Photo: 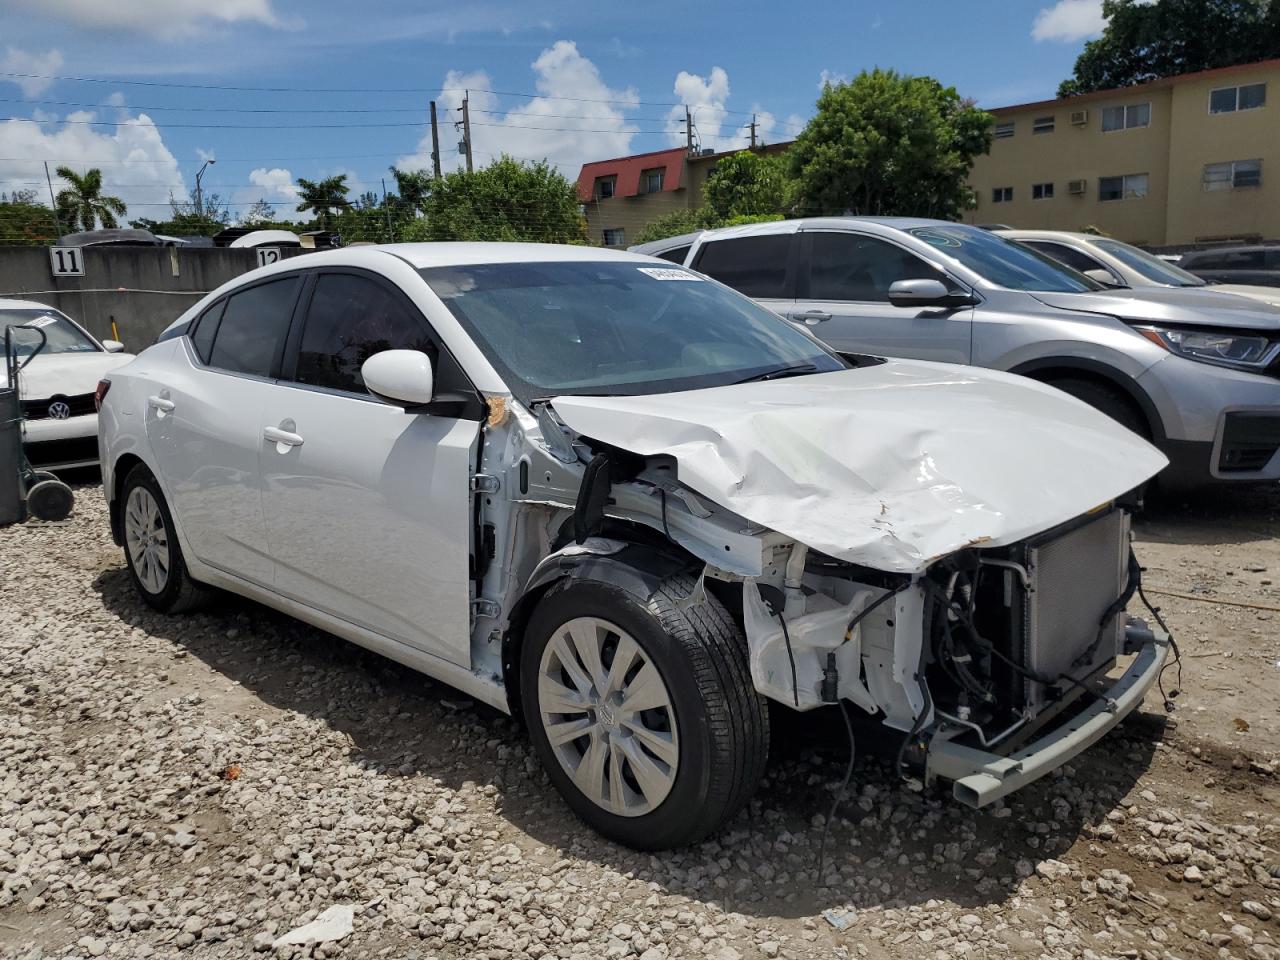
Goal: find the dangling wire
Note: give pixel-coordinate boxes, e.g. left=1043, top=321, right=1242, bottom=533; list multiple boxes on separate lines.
left=816, top=700, right=856, bottom=886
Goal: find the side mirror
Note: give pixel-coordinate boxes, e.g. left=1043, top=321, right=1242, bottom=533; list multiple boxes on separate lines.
left=102, top=339, right=125, bottom=353
left=1083, top=268, right=1125, bottom=287
left=888, top=278, right=974, bottom=308
left=361, top=349, right=435, bottom=407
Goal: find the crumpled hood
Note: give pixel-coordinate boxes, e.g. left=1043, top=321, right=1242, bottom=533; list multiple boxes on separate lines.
left=552, top=361, right=1168, bottom=574
left=1, top=351, right=133, bottom=398
left=1032, top=286, right=1280, bottom=332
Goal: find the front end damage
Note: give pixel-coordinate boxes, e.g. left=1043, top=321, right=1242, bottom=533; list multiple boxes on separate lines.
left=472, top=365, right=1172, bottom=809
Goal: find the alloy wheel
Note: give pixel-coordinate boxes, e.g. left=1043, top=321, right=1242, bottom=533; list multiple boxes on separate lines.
left=124, top=485, right=170, bottom=594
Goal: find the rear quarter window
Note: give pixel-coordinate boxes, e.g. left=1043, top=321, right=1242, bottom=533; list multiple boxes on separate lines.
left=693, top=235, right=794, bottom=298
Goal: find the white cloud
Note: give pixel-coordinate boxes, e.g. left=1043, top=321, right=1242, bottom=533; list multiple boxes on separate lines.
left=0, top=109, right=185, bottom=219
left=398, top=41, right=638, bottom=175
left=665, top=67, right=745, bottom=153
left=1032, top=0, right=1106, bottom=41
left=6, top=0, right=280, bottom=38
left=0, top=48, right=65, bottom=96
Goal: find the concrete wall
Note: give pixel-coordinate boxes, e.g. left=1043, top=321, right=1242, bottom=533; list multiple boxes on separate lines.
left=0, top=245, right=311, bottom=349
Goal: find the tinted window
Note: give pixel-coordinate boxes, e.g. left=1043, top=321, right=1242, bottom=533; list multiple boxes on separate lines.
left=1022, top=241, right=1108, bottom=275
left=808, top=233, right=941, bottom=302
left=693, top=235, right=793, bottom=298
left=907, top=225, right=1101, bottom=293
left=656, top=245, right=690, bottom=264
left=208, top=277, right=299, bottom=377
left=294, top=273, right=435, bottom=393
left=421, top=261, right=842, bottom=405
left=189, top=300, right=224, bottom=364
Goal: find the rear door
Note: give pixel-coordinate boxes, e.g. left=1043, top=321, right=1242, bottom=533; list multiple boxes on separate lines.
left=791, top=230, right=973, bottom=363
left=690, top=232, right=797, bottom=317
left=258, top=269, right=481, bottom=666
left=146, top=274, right=302, bottom=586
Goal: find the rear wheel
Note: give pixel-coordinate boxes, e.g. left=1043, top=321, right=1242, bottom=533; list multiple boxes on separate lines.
left=521, top=575, right=768, bottom=849
left=120, top=464, right=210, bottom=613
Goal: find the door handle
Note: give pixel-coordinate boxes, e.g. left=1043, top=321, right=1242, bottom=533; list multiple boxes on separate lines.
left=263, top=425, right=304, bottom=449
left=789, top=310, right=831, bottom=325
left=147, top=395, right=175, bottom=413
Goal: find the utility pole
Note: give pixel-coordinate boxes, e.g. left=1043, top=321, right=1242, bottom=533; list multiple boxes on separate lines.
left=44, top=161, right=65, bottom=238
left=457, top=92, right=474, bottom=174
left=381, top=177, right=392, bottom=242
left=429, top=100, right=442, bottom=179
left=685, top=106, right=693, bottom=156
left=748, top=113, right=757, bottom=149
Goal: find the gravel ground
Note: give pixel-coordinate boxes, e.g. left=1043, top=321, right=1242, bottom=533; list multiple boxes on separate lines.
left=1, top=484, right=1277, bottom=960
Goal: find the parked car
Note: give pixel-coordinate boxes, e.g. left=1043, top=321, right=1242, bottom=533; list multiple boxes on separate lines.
left=98, top=243, right=1169, bottom=848
left=997, top=230, right=1280, bottom=308
left=632, top=219, right=1280, bottom=486
left=1, top=299, right=132, bottom=470
left=1179, top=244, right=1280, bottom=288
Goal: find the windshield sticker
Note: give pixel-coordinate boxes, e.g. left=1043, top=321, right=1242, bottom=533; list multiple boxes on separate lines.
left=27, top=315, right=59, bottom=328
left=914, top=230, right=963, bottom=249
left=637, top=267, right=703, bottom=281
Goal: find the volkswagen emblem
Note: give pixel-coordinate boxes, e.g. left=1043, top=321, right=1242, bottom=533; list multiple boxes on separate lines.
left=47, top=400, right=72, bottom=420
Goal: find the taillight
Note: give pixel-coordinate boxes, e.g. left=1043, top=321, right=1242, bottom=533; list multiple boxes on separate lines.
left=94, top=379, right=111, bottom=412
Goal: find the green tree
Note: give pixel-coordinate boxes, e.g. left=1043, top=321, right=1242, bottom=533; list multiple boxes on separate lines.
left=0, top=189, right=59, bottom=245
left=129, top=190, right=231, bottom=237
left=1059, top=0, right=1280, bottom=97
left=294, top=174, right=350, bottom=229
left=402, top=156, right=586, bottom=244
left=54, top=166, right=127, bottom=231
left=702, top=151, right=794, bottom=222
left=788, top=69, right=994, bottom=220
left=632, top=209, right=711, bottom=245
left=242, top=199, right=277, bottom=225
left=389, top=166, right=432, bottom=217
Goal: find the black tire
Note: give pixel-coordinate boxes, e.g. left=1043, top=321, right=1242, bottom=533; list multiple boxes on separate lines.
left=521, top=574, right=769, bottom=849
left=1047, top=377, right=1150, bottom=439
left=119, top=463, right=211, bottom=613
left=25, top=479, right=73, bottom=521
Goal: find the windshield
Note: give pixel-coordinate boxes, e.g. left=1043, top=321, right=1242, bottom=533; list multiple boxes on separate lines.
left=421, top=261, right=844, bottom=403
left=1, top=309, right=99, bottom=356
left=908, top=224, right=1104, bottom=293
left=1092, top=238, right=1206, bottom=287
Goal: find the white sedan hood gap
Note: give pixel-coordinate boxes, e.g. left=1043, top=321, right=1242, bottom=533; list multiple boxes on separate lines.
left=552, top=362, right=1167, bottom=573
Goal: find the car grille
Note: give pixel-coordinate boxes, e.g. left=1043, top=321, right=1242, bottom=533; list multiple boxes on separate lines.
left=22, top=392, right=96, bottom=421
left=1021, top=509, right=1129, bottom=712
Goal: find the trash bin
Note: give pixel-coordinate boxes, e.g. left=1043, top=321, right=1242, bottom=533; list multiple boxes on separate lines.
left=0, top=384, right=25, bottom=526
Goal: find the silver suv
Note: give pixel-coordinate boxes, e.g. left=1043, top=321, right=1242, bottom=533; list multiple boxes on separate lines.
left=633, top=219, right=1280, bottom=485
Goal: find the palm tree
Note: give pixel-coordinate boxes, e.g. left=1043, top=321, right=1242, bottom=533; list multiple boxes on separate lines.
left=54, top=167, right=127, bottom=232
left=390, top=166, right=432, bottom=216
left=295, top=174, right=349, bottom=229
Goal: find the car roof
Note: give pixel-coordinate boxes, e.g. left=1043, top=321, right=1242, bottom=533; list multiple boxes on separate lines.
left=629, top=231, right=705, bottom=255
left=683, top=216, right=960, bottom=243
left=1182, top=244, right=1275, bottom=257
left=0, top=298, right=65, bottom=313
left=996, top=229, right=1104, bottom=243
left=366, top=241, right=660, bottom=269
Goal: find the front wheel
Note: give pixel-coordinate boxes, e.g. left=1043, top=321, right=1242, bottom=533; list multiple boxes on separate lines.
left=521, top=575, right=769, bottom=849
left=120, top=464, right=210, bottom=613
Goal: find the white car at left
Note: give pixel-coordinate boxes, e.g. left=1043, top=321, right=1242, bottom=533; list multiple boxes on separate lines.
left=1, top=298, right=133, bottom=470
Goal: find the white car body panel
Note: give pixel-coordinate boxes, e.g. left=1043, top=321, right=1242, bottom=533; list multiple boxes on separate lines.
left=552, top=362, right=1166, bottom=574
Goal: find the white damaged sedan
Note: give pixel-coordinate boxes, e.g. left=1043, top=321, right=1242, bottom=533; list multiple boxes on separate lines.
left=98, top=244, right=1172, bottom=848
left=2, top=298, right=132, bottom=470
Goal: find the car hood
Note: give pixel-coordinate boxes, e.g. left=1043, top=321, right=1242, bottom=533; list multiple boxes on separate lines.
left=551, top=361, right=1167, bottom=574
left=1212, top=283, right=1280, bottom=309
left=1, top=351, right=134, bottom=398
left=1031, top=286, right=1280, bottom=332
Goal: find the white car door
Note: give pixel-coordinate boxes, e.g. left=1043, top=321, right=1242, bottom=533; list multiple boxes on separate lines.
left=791, top=231, right=973, bottom=364
left=146, top=275, right=303, bottom=586
left=258, top=270, right=480, bottom=666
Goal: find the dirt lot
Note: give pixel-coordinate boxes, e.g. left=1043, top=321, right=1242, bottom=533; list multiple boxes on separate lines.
left=1, top=485, right=1277, bottom=960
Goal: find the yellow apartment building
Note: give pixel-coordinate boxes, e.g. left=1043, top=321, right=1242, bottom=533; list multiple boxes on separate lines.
left=964, top=59, right=1280, bottom=246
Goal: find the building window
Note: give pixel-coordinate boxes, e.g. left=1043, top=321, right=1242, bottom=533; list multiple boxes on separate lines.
left=594, top=176, right=616, bottom=200
left=1204, top=159, right=1263, bottom=190
left=1032, top=182, right=1054, bottom=200
left=602, top=228, right=625, bottom=246
left=1032, top=116, right=1055, bottom=134
left=1209, top=82, right=1266, bottom=114
left=641, top=168, right=665, bottom=193
left=992, top=186, right=1013, bottom=203
left=1101, top=102, right=1151, bottom=131
left=994, top=122, right=1015, bottom=139
left=1099, top=173, right=1149, bottom=201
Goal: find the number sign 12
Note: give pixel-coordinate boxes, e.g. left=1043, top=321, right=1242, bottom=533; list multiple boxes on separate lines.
left=49, top=247, right=85, bottom=277
left=256, top=247, right=281, bottom=267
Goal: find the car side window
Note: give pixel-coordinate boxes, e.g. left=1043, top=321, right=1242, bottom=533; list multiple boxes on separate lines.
left=655, top=245, right=691, bottom=264
left=692, top=235, right=794, bottom=298
left=189, top=300, right=225, bottom=364
left=293, top=272, right=436, bottom=394
left=807, top=232, right=941, bottom=302
left=207, top=276, right=300, bottom=378
left=1023, top=241, right=1112, bottom=277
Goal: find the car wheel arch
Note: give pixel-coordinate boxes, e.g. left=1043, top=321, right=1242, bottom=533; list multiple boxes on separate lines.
left=107, top=452, right=148, bottom=546
left=1010, top=357, right=1166, bottom=444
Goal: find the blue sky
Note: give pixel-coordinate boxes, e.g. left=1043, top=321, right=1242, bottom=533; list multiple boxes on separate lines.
left=0, top=0, right=1109, bottom=223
